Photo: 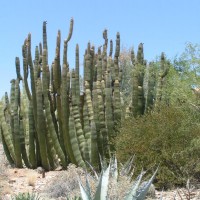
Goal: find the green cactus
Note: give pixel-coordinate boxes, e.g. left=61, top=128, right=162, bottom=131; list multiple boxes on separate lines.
left=36, top=78, right=50, bottom=170
left=0, top=18, right=170, bottom=172
left=154, top=52, right=170, bottom=107
left=42, top=49, right=67, bottom=168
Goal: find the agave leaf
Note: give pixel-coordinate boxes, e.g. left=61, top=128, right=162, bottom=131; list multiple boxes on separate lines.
left=85, top=160, right=99, bottom=180
left=120, top=155, right=135, bottom=176
left=159, top=189, right=164, bottom=200
left=124, top=170, right=145, bottom=200
left=85, top=173, right=92, bottom=198
left=136, top=167, right=159, bottom=200
left=94, top=164, right=110, bottom=200
left=78, top=179, right=91, bottom=200
left=99, top=153, right=107, bottom=172
left=110, top=155, right=118, bottom=181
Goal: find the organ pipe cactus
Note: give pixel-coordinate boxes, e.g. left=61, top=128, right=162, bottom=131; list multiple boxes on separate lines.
left=154, top=52, right=170, bottom=107
left=0, top=18, right=169, bottom=170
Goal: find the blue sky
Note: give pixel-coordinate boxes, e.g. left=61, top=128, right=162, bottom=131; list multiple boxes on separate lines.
left=0, top=0, right=200, bottom=97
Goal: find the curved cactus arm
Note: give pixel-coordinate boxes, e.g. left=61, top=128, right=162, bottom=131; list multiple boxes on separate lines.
left=66, top=18, right=74, bottom=43
left=0, top=127, right=15, bottom=165
left=0, top=102, right=15, bottom=162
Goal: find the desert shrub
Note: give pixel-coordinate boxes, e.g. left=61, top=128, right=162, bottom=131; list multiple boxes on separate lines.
left=43, top=164, right=96, bottom=198
left=115, top=102, right=200, bottom=189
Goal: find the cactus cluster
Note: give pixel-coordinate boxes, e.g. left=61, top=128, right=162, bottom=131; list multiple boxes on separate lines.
left=0, top=19, right=169, bottom=170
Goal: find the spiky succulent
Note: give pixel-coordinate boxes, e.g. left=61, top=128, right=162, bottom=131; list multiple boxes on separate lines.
left=78, top=157, right=158, bottom=200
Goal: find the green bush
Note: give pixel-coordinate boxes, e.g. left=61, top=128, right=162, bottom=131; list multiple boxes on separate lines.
left=115, top=103, right=200, bottom=189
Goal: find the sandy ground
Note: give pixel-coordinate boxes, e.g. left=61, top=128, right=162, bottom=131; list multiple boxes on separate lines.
left=1, top=143, right=200, bottom=199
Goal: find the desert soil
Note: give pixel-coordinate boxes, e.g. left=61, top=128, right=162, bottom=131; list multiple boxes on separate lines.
left=1, top=143, right=200, bottom=200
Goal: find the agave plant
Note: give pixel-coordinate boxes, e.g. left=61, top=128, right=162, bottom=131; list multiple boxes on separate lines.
left=78, top=156, right=158, bottom=200
left=11, top=192, right=42, bottom=200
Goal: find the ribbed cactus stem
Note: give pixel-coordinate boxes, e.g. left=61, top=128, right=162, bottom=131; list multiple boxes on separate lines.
left=36, top=78, right=50, bottom=170
left=63, top=39, right=68, bottom=66
left=69, top=111, right=86, bottom=168
left=131, top=48, right=135, bottom=65
left=85, top=81, right=99, bottom=167
left=145, top=62, right=156, bottom=111
left=13, top=79, right=23, bottom=168
left=84, top=42, right=92, bottom=83
left=53, top=49, right=61, bottom=93
left=27, top=33, right=37, bottom=124
left=28, top=100, right=37, bottom=168
left=61, top=64, right=76, bottom=163
left=137, top=43, right=144, bottom=65
left=71, top=70, right=86, bottom=158
left=132, top=61, right=139, bottom=117
left=22, top=40, right=31, bottom=101
left=42, top=49, right=67, bottom=168
left=34, top=46, right=40, bottom=80
left=109, top=40, right=113, bottom=57
left=43, top=21, right=48, bottom=51
left=15, top=57, right=22, bottom=81
left=92, top=81, right=103, bottom=157
left=114, top=32, right=120, bottom=58
left=97, top=49, right=102, bottom=81
left=75, top=44, right=80, bottom=100
left=104, top=71, right=114, bottom=153
left=155, top=53, right=170, bottom=106
left=83, top=98, right=91, bottom=162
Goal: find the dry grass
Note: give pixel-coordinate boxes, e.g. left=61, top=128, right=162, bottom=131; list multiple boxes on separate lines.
left=27, top=172, right=37, bottom=187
